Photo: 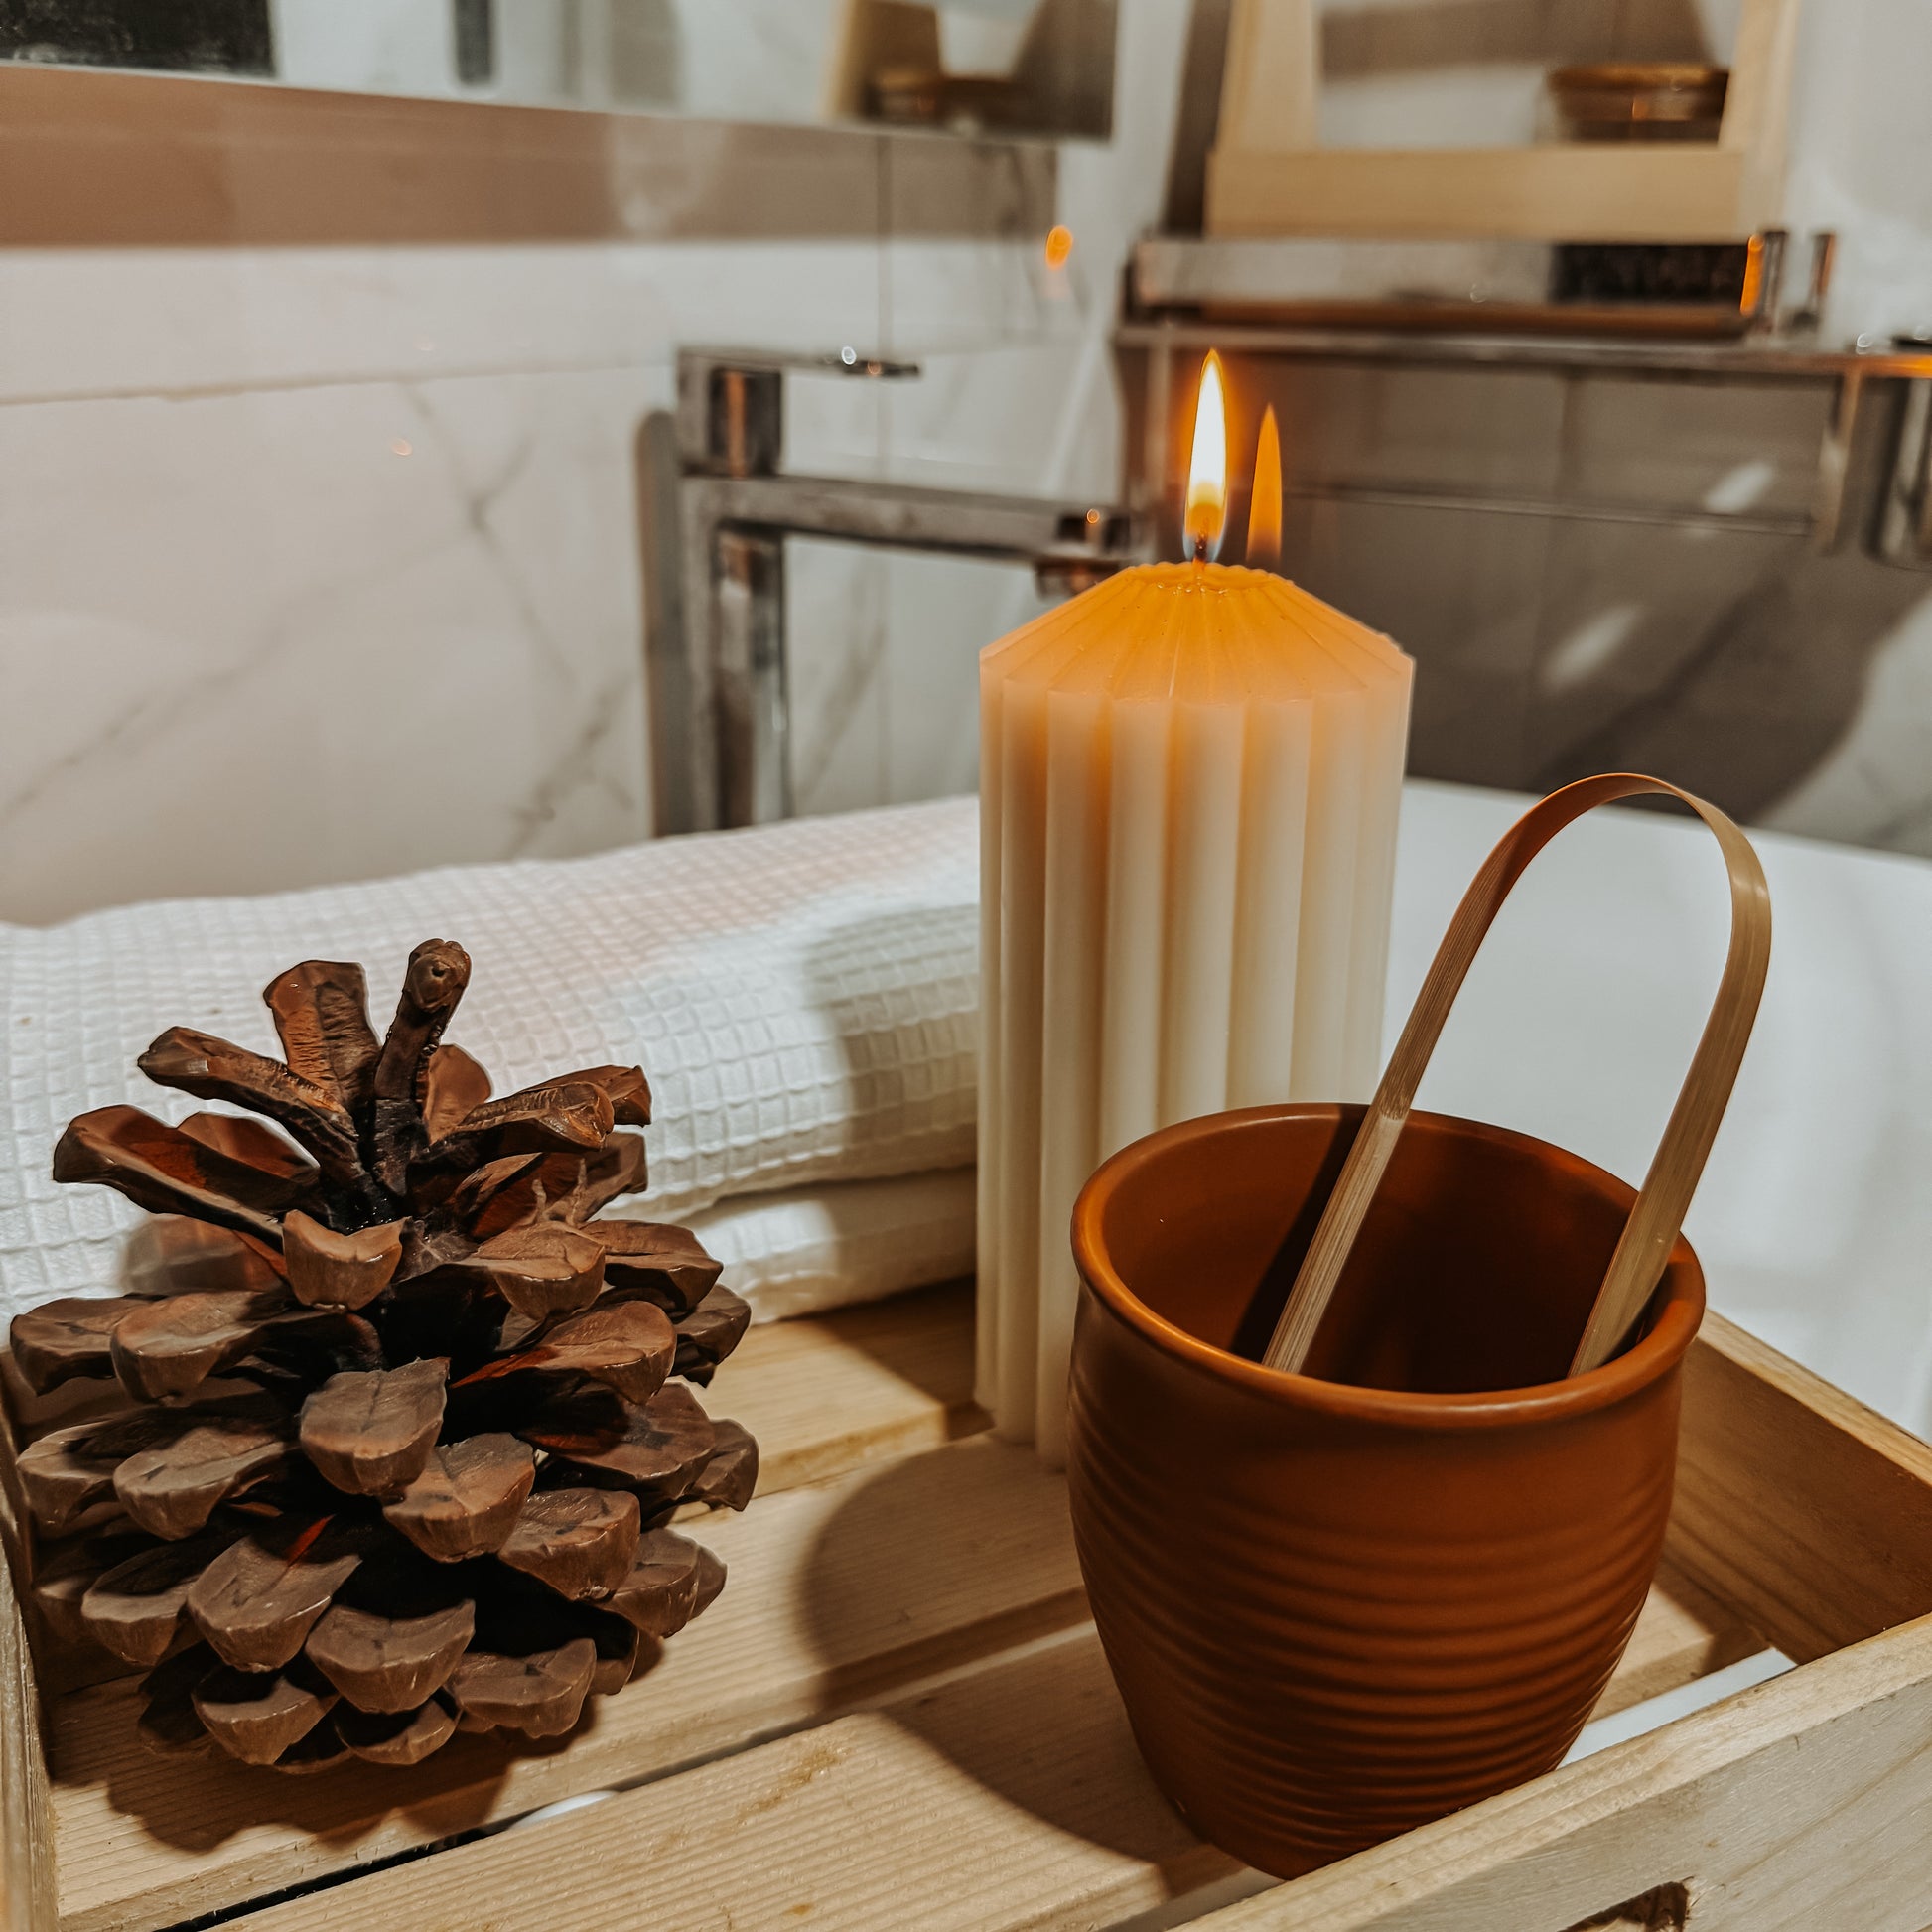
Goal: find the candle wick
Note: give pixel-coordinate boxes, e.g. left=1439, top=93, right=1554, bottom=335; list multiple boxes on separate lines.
left=1191, top=533, right=1208, bottom=575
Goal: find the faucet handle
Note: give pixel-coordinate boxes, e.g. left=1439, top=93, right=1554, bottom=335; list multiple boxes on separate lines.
left=676, top=346, right=921, bottom=475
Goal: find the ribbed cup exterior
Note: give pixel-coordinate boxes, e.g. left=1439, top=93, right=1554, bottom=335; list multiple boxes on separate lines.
left=1066, top=1106, right=1703, bottom=1879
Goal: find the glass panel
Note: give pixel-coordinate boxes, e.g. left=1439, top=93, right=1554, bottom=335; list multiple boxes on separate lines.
left=1, top=0, right=1117, bottom=142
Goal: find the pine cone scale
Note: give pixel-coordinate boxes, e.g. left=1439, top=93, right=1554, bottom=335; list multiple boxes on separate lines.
left=82, top=1524, right=242, bottom=1667
left=337, top=1696, right=457, bottom=1765
left=497, top=1489, right=640, bottom=1600
left=306, top=1596, right=475, bottom=1713
left=193, top=1658, right=338, bottom=1766
left=137, top=1029, right=365, bottom=1195
left=448, top=1637, right=595, bottom=1737
left=382, top=1435, right=536, bottom=1563
left=262, top=961, right=381, bottom=1110
left=113, top=1405, right=295, bottom=1537
left=10, top=1297, right=129, bottom=1391
left=187, top=1519, right=366, bottom=1672
left=282, top=1210, right=405, bottom=1310
left=298, top=1360, right=448, bottom=1497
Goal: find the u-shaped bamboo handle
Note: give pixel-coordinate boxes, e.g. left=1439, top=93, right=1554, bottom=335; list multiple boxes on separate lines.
left=1263, top=774, right=1772, bottom=1379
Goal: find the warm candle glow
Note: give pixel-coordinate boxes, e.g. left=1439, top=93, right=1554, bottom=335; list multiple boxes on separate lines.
left=1183, top=351, right=1229, bottom=559
left=1248, top=405, right=1282, bottom=568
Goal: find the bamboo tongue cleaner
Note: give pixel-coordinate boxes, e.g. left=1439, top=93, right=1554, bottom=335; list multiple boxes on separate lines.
left=1263, top=773, right=1773, bottom=1380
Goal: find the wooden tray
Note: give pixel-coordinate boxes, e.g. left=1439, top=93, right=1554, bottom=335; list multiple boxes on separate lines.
left=6, top=1281, right=1932, bottom=1932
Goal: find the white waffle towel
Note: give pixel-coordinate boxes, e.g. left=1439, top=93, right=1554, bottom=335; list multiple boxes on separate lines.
left=0, top=800, right=979, bottom=1320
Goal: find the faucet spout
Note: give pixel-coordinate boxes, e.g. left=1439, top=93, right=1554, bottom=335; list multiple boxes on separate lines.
left=642, top=348, right=1143, bottom=834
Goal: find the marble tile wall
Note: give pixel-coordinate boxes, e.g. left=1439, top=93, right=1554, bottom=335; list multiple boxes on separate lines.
left=0, top=239, right=890, bottom=923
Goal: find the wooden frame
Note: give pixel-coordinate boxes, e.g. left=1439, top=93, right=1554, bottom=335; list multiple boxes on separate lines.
left=6, top=1284, right=1932, bottom=1930
left=1206, top=0, right=1804, bottom=242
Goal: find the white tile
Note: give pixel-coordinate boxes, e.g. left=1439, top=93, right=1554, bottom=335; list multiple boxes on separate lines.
left=0, top=367, right=655, bottom=924
left=877, top=341, right=1113, bottom=496
left=884, top=236, right=1080, bottom=354
left=882, top=551, right=1052, bottom=804
left=1763, top=588, right=1932, bottom=852
left=787, top=539, right=890, bottom=817
left=1783, top=0, right=1932, bottom=342
left=0, top=238, right=885, bottom=405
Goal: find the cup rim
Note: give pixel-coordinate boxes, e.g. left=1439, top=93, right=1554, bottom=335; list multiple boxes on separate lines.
left=1070, top=1102, right=1706, bottom=1431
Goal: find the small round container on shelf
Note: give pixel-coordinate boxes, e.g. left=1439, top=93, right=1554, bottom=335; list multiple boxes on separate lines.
left=1549, top=62, right=1729, bottom=141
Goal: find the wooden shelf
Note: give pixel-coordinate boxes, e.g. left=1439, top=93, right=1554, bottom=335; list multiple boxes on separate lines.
left=1207, top=145, right=1762, bottom=245
left=1207, top=0, right=1803, bottom=244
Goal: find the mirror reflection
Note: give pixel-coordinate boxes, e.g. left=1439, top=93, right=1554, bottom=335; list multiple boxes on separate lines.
left=0, top=0, right=1117, bottom=140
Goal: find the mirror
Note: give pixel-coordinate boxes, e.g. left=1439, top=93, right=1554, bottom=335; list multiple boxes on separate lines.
left=0, top=0, right=1117, bottom=141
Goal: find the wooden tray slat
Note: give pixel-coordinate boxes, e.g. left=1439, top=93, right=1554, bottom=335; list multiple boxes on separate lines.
left=1671, top=1315, right=1932, bottom=1664
left=47, top=1432, right=1084, bottom=1932
left=217, top=1569, right=1765, bottom=1932
left=229, top=1634, right=1230, bottom=1932
left=1, top=1512, right=55, bottom=1932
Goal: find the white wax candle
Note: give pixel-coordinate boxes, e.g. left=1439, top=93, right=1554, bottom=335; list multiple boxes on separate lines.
left=1288, top=690, right=1366, bottom=1102
left=993, top=681, right=1048, bottom=1441
left=1035, top=687, right=1108, bottom=1466
left=980, top=563, right=1412, bottom=1457
left=1160, top=698, right=1246, bottom=1126
left=975, top=659, right=1005, bottom=1414
left=1227, top=697, right=1312, bottom=1108
left=1098, top=699, right=1172, bottom=1161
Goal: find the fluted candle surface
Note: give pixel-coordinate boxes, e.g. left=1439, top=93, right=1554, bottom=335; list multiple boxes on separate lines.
left=978, top=560, right=1413, bottom=1458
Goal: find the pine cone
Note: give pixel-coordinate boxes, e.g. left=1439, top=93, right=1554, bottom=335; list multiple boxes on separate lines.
left=9, top=942, right=756, bottom=1771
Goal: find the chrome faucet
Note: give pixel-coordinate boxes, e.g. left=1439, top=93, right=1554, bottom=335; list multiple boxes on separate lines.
left=639, top=347, right=1142, bottom=834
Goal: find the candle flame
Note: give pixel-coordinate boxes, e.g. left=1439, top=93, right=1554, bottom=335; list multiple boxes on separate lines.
left=1183, top=351, right=1228, bottom=560
left=1248, top=405, right=1282, bottom=568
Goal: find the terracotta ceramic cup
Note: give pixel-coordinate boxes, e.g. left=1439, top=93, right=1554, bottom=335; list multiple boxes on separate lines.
left=1065, top=1101, right=1707, bottom=1880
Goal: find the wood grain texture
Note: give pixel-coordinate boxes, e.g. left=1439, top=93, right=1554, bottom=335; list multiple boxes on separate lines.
left=1, top=1282, right=975, bottom=1684
left=227, top=1632, right=1231, bottom=1932
left=1668, top=1311, right=1932, bottom=1663
left=1206, top=145, right=1756, bottom=242
left=13, top=1289, right=1900, bottom=1932
left=44, top=1435, right=1086, bottom=1932
left=217, top=1582, right=1768, bottom=1932
left=43, top=1418, right=1749, bottom=1931
left=0, top=1529, right=56, bottom=1932
left=1217, top=0, right=1317, bottom=153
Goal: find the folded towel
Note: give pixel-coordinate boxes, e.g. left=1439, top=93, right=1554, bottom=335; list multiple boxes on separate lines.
left=684, top=1169, right=976, bottom=1323
left=0, top=799, right=979, bottom=1319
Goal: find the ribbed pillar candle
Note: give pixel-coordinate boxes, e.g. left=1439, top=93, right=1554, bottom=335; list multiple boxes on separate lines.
left=977, top=562, right=1413, bottom=1459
